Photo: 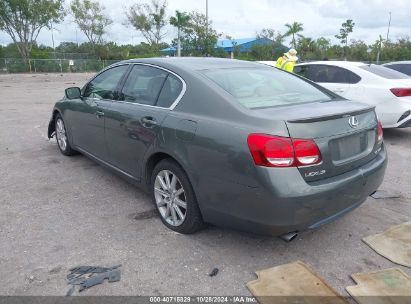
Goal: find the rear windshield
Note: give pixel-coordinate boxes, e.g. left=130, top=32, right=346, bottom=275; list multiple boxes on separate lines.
left=360, top=64, right=410, bottom=79
left=203, top=68, right=332, bottom=109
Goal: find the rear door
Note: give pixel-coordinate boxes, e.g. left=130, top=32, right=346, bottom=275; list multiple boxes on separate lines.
left=104, top=64, right=185, bottom=178
left=303, top=64, right=361, bottom=96
left=70, top=64, right=129, bottom=160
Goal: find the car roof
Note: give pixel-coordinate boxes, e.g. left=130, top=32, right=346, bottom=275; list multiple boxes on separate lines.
left=297, top=61, right=366, bottom=67
left=119, top=57, right=263, bottom=71
left=383, top=61, right=411, bottom=65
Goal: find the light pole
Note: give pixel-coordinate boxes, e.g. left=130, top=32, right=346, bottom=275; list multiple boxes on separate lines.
left=386, top=12, right=392, bottom=42
left=206, top=0, right=209, bottom=32
left=50, top=22, right=55, bottom=59
left=205, top=0, right=209, bottom=56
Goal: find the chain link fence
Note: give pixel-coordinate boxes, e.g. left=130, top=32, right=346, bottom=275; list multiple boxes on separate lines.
left=0, top=58, right=122, bottom=73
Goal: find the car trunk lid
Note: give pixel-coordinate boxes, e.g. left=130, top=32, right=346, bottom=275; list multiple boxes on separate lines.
left=254, top=100, right=381, bottom=182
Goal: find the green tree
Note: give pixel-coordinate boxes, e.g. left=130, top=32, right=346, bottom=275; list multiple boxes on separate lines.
left=71, top=0, right=112, bottom=56
left=125, top=0, right=167, bottom=49
left=254, top=28, right=287, bottom=60
left=348, top=39, right=369, bottom=61
left=179, top=12, right=220, bottom=56
left=335, top=19, right=355, bottom=59
left=283, top=22, right=304, bottom=49
left=0, top=0, right=65, bottom=64
left=170, top=10, right=190, bottom=57
left=297, top=37, right=316, bottom=60
left=257, top=28, right=284, bottom=45
left=315, top=37, right=331, bottom=59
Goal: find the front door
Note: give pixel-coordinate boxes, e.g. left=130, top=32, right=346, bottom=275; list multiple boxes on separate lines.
left=70, top=64, right=129, bottom=160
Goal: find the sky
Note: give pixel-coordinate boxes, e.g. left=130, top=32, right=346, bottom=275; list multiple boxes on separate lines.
left=1, top=0, right=410, bottom=47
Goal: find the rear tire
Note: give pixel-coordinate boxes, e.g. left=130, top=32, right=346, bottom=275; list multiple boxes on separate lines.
left=55, top=114, right=75, bottom=156
left=151, top=159, right=204, bottom=234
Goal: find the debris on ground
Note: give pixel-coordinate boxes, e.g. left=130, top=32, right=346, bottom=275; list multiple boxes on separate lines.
left=363, top=221, right=411, bottom=267
left=370, top=190, right=401, bottom=199
left=209, top=268, right=219, bottom=277
left=346, top=268, right=411, bottom=302
left=247, top=261, right=347, bottom=304
left=66, top=265, right=121, bottom=295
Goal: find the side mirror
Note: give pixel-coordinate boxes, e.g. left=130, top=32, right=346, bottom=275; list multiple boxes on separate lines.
left=65, top=87, right=81, bottom=99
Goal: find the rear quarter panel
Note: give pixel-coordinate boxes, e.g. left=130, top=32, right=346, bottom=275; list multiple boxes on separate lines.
left=157, top=110, right=288, bottom=216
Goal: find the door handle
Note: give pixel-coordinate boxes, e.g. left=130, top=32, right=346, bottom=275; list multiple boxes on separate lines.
left=96, top=110, right=105, bottom=118
left=333, top=88, right=345, bottom=93
left=141, top=117, right=158, bottom=127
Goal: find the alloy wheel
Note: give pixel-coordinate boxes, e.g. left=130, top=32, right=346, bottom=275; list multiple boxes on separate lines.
left=154, top=170, right=187, bottom=226
left=56, top=118, right=67, bottom=151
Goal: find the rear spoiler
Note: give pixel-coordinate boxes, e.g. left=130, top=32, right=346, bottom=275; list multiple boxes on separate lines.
left=287, top=106, right=375, bottom=123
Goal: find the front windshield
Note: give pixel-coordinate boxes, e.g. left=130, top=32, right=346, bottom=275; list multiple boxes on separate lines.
left=203, top=68, right=332, bottom=109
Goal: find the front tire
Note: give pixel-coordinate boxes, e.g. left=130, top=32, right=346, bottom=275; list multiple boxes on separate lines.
left=55, top=114, right=75, bottom=156
left=151, top=159, right=204, bottom=234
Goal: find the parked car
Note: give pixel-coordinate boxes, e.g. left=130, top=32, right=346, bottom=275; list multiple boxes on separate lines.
left=48, top=58, right=387, bottom=239
left=291, top=61, right=411, bottom=128
left=383, top=61, right=411, bottom=77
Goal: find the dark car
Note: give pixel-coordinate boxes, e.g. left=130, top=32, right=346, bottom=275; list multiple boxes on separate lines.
left=383, top=61, right=411, bottom=77
left=48, top=58, right=387, bottom=239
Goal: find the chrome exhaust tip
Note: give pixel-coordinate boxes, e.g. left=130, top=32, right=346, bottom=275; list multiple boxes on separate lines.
left=279, top=231, right=298, bottom=242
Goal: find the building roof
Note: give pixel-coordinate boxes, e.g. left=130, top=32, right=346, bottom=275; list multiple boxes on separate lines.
left=161, top=37, right=273, bottom=53
left=215, top=38, right=259, bottom=48
left=161, top=46, right=177, bottom=52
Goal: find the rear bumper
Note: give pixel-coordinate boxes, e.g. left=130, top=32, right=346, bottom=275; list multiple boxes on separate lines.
left=200, top=145, right=387, bottom=236
left=379, top=101, right=411, bottom=128
left=384, top=113, right=411, bottom=128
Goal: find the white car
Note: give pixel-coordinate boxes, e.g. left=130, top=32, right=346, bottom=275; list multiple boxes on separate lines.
left=295, top=61, right=411, bottom=128
left=259, top=61, right=411, bottom=128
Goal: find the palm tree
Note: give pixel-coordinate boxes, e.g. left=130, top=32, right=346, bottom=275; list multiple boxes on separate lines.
left=169, top=10, right=190, bottom=57
left=284, top=22, right=304, bottom=49
left=375, top=35, right=385, bottom=64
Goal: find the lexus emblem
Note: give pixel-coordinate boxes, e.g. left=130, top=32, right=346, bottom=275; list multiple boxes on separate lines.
left=348, top=116, right=359, bottom=128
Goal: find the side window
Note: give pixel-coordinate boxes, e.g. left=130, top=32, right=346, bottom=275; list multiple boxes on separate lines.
left=346, top=70, right=361, bottom=84
left=121, top=65, right=168, bottom=105
left=309, top=65, right=360, bottom=84
left=83, top=65, right=129, bottom=99
left=294, top=65, right=310, bottom=78
left=307, top=65, right=329, bottom=82
left=157, top=74, right=184, bottom=108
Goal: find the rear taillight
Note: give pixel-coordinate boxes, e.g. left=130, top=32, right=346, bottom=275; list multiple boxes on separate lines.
left=377, top=121, right=383, bottom=142
left=293, top=139, right=321, bottom=166
left=247, top=134, right=322, bottom=168
left=390, top=88, right=411, bottom=97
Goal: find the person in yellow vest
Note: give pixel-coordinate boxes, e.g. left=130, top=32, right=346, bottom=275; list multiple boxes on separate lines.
left=275, top=49, right=298, bottom=72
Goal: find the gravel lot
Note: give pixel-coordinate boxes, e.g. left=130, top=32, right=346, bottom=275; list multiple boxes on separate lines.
left=0, top=73, right=410, bottom=296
